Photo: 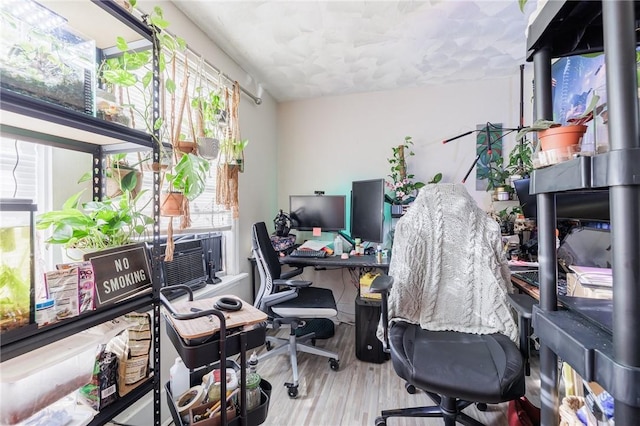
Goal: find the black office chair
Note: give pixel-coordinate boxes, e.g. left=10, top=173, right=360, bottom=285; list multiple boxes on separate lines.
left=371, top=184, right=527, bottom=426
left=251, top=222, right=340, bottom=398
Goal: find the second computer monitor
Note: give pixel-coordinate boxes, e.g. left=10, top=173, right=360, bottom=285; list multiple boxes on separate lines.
left=289, top=195, right=346, bottom=231
left=351, top=178, right=385, bottom=244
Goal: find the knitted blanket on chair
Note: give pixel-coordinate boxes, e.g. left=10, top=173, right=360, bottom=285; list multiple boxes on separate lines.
left=377, top=183, right=518, bottom=343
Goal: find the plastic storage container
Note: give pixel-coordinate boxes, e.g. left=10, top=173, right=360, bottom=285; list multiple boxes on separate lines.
left=0, top=4, right=95, bottom=114
left=170, top=357, right=190, bottom=402
left=0, top=331, right=102, bottom=424
left=0, top=199, right=37, bottom=341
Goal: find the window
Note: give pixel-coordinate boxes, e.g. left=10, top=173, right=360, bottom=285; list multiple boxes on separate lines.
left=1, top=137, right=51, bottom=295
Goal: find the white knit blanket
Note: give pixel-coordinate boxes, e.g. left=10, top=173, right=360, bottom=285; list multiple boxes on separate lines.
left=377, top=183, right=518, bottom=343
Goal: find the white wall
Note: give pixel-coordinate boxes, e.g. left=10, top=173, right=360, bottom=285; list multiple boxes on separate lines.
left=275, top=67, right=535, bottom=321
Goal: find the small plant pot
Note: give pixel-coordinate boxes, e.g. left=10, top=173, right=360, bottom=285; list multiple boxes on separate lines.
left=538, top=125, right=587, bottom=151
left=197, top=137, right=220, bottom=160
left=175, top=141, right=197, bottom=155
left=161, top=192, right=185, bottom=217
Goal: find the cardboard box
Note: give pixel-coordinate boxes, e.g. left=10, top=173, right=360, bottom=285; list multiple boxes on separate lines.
left=360, top=272, right=381, bottom=300
left=567, top=273, right=612, bottom=300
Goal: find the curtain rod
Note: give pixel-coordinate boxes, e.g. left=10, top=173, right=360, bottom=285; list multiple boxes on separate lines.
left=202, top=56, right=263, bottom=105
left=139, top=9, right=263, bottom=106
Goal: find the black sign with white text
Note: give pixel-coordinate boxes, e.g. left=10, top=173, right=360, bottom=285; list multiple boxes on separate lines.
left=84, top=243, right=152, bottom=307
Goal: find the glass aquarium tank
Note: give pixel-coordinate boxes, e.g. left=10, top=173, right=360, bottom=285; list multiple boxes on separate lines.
left=0, top=199, right=37, bottom=341
left=0, top=0, right=95, bottom=114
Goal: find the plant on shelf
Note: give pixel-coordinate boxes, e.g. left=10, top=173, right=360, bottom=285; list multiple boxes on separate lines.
left=515, top=94, right=600, bottom=150
left=485, top=157, right=513, bottom=192
left=506, top=138, right=534, bottom=179
left=384, top=136, right=426, bottom=206
left=35, top=189, right=153, bottom=255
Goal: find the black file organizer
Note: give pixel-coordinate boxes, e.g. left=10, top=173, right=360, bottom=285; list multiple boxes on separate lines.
left=161, top=286, right=270, bottom=426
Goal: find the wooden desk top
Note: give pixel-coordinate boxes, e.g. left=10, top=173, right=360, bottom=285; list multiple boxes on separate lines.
left=164, top=294, right=267, bottom=340
left=511, top=275, right=540, bottom=300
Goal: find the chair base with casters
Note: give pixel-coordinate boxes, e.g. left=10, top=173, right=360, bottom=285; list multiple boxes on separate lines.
left=259, top=316, right=340, bottom=398
left=371, top=276, right=527, bottom=426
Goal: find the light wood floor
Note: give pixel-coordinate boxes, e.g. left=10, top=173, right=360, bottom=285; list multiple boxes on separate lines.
left=253, top=323, right=541, bottom=426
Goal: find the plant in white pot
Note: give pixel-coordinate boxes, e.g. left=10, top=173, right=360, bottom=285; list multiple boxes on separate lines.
left=36, top=189, right=153, bottom=260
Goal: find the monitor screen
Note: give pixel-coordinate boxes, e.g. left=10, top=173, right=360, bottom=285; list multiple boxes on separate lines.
left=351, top=179, right=385, bottom=243
left=514, top=178, right=610, bottom=221
left=289, top=195, right=346, bottom=231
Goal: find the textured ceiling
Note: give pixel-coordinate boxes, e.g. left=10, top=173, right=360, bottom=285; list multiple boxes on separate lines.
left=174, top=1, right=538, bottom=102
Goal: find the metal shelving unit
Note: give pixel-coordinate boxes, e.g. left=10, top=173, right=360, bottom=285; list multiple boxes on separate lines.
left=527, top=1, right=640, bottom=425
left=0, top=1, right=163, bottom=424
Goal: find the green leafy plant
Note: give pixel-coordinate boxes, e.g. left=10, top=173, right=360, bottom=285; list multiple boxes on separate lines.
left=385, top=136, right=426, bottom=205
left=506, top=139, right=534, bottom=178
left=97, top=5, right=186, bottom=144
left=192, top=87, right=225, bottom=138
left=515, top=94, right=601, bottom=143
left=36, top=189, right=153, bottom=250
left=484, top=157, right=513, bottom=192
left=220, top=138, right=249, bottom=164
left=165, top=153, right=210, bottom=201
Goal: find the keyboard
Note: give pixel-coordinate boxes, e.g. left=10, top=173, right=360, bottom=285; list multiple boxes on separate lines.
left=512, top=270, right=539, bottom=287
left=290, top=249, right=327, bottom=258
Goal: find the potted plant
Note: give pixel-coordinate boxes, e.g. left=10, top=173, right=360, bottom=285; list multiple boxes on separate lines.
left=161, top=153, right=210, bottom=217
left=384, top=136, right=430, bottom=216
left=506, top=137, right=534, bottom=181
left=220, top=138, right=249, bottom=171
left=192, top=86, right=225, bottom=160
left=36, top=189, right=153, bottom=260
left=515, top=94, right=600, bottom=152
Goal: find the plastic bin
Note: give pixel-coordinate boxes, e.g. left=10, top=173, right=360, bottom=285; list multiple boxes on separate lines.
left=164, top=314, right=266, bottom=369
left=0, top=331, right=101, bottom=424
left=165, top=362, right=271, bottom=426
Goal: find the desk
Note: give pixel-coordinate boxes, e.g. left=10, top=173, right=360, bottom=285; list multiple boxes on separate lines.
left=510, top=275, right=539, bottom=300
left=281, top=254, right=390, bottom=363
left=280, top=254, right=390, bottom=270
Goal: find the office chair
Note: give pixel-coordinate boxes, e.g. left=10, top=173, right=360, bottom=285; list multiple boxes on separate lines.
left=371, top=184, right=527, bottom=426
left=251, top=221, right=340, bottom=398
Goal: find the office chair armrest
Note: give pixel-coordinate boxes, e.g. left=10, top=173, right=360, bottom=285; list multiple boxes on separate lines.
left=280, top=267, right=304, bottom=280
left=263, top=289, right=298, bottom=308
left=507, top=293, right=536, bottom=319
left=274, top=279, right=312, bottom=288
left=370, top=274, right=394, bottom=293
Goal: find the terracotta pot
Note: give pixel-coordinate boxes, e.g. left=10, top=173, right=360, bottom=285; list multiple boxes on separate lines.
left=538, top=125, right=587, bottom=151
left=160, top=192, right=185, bottom=217
left=175, top=141, right=196, bottom=155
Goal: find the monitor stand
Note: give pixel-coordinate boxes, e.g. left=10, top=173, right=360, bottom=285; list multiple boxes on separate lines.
left=338, top=231, right=356, bottom=248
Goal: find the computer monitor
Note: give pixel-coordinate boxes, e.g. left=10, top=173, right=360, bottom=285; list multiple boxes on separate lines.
left=351, top=179, right=385, bottom=243
left=514, top=178, right=610, bottom=221
left=289, top=195, right=346, bottom=231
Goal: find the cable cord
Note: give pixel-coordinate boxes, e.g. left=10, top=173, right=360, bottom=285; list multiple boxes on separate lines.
left=12, top=139, right=19, bottom=198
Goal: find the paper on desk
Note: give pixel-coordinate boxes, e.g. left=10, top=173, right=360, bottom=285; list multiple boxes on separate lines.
left=298, top=240, right=333, bottom=251
left=508, top=260, right=539, bottom=267
left=569, top=265, right=613, bottom=288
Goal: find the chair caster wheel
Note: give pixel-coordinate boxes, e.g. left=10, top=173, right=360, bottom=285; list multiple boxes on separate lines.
left=329, top=358, right=340, bottom=371
left=265, top=341, right=272, bottom=351
left=476, top=402, right=487, bottom=411
left=311, top=338, right=316, bottom=346
left=375, top=416, right=386, bottom=426
left=286, top=384, right=299, bottom=398
left=405, top=383, right=416, bottom=394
